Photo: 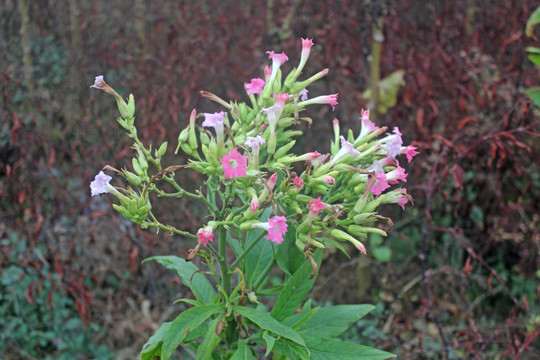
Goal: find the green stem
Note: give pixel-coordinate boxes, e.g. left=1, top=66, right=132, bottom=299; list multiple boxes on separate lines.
left=229, top=231, right=266, bottom=270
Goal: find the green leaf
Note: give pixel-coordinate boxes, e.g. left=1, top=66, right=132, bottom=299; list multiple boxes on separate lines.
left=372, top=246, right=392, bottom=263
left=162, top=304, right=225, bottom=360
left=276, top=224, right=306, bottom=275
left=139, top=321, right=171, bottom=360
left=272, top=338, right=310, bottom=360
left=230, top=339, right=256, bottom=360
left=526, top=46, right=540, bottom=54
left=528, top=54, right=540, bottom=66
left=305, top=337, right=396, bottom=360
left=262, top=331, right=276, bottom=356
left=143, top=256, right=215, bottom=304
left=526, top=6, right=540, bottom=37
left=232, top=305, right=306, bottom=348
left=525, top=87, right=540, bottom=107
left=282, top=306, right=320, bottom=331
left=298, top=304, right=374, bottom=338
left=255, top=284, right=284, bottom=297
left=195, top=317, right=223, bottom=360
left=270, top=249, right=323, bottom=322
left=244, top=229, right=275, bottom=289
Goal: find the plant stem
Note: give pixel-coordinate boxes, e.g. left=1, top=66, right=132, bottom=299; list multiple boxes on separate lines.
left=230, top=231, right=266, bottom=270
left=368, top=16, right=383, bottom=120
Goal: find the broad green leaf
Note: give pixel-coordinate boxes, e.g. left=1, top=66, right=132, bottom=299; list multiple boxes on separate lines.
left=282, top=307, right=320, bottom=331
left=528, top=54, right=540, bottom=66
left=230, top=339, right=256, bottom=360
left=525, top=87, right=540, bottom=107
left=162, top=304, right=225, bottom=360
left=195, top=317, right=222, bottom=360
left=244, top=229, right=275, bottom=289
left=255, top=284, right=284, bottom=297
left=372, top=246, right=392, bottom=263
left=139, top=321, right=171, bottom=360
left=305, top=337, right=396, bottom=360
left=526, top=6, right=540, bottom=37
left=232, top=305, right=305, bottom=348
left=262, top=331, right=276, bottom=356
left=272, top=338, right=309, bottom=360
left=143, top=256, right=215, bottom=304
left=270, top=249, right=323, bottom=322
left=298, top=304, right=374, bottom=338
left=276, top=224, right=305, bottom=275
left=245, top=208, right=275, bottom=289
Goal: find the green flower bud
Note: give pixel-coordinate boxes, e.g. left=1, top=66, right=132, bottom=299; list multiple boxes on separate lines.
left=273, top=140, right=296, bottom=160
left=124, top=170, right=141, bottom=186
left=156, top=142, right=168, bottom=158
left=348, top=225, right=386, bottom=237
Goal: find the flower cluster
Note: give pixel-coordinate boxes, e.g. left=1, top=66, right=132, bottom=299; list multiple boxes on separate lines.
left=90, top=37, right=417, bottom=256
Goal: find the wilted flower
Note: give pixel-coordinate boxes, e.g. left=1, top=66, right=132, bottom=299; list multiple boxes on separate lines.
left=197, top=226, right=214, bottom=246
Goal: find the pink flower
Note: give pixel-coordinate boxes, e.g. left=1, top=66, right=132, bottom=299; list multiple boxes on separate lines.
left=304, top=93, right=339, bottom=110
left=371, top=173, right=390, bottom=197
left=264, top=66, right=272, bottom=83
left=90, top=171, right=111, bottom=196
left=396, top=189, right=410, bottom=210
left=245, top=135, right=265, bottom=150
left=293, top=176, right=304, bottom=189
left=330, top=136, right=360, bottom=166
left=386, top=127, right=403, bottom=159
left=250, top=194, right=259, bottom=213
left=324, top=176, right=336, bottom=185
left=90, top=75, right=106, bottom=90
left=220, top=148, right=247, bottom=179
left=266, top=216, right=288, bottom=244
left=299, top=88, right=309, bottom=101
left=386, top=164, right=408, bottom=184
left=197, top=227, right=214, bottom=246
left=357, top=108, right=380, bottom=140
left=267, top=51, right=289, bottom=66
left=267, top=172, right=278, bottom=189
left=309, top=197, right=326, bottom=214
left=401, top=145, right=419, bottom=163
left=275, top=93, right=289, bottom=106
left=245, top=78, right=265, bottom=95
left=202, top=112, right=225, bottom=128
left=267, top=51, right=289, bottom=88
left=301, top=38, right=314, bottom=52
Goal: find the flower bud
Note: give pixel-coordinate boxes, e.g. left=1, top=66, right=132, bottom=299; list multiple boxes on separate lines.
left=348, top=225, right=387, bottom=237
left=156, top=142, right=168, bottom=158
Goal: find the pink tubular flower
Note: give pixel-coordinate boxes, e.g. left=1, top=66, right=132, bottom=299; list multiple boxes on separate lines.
left=330, top=136, right=360, bottom=166
left=266, top=216, right=288, bottom=244
left=357, top=108, right=380, bottom=141
left=90, top=75, right=122, bottom=100
left=324, top=176, right=336, bottom=185
left=245, top=135, right=265, bottom=150
left=371, top=173, right=390, bottom=197
left=245, top=78, right=265, bottom=95
left=202, top=111, right=225, bottom=128
left=267, top=51, right=289, bottom=88
left=90, top=75, right=106, bottom=90
left=264, top=66, right=272, bottom=83
left=295, top=38, right=314, bottom=78
left=293, top=176, right=304, bottom=189
left=220, top=148, right=247, bottom=179
left=383, top=188, right=410, bottom=210
left=250, top=193, right=259, bottom=213
left=386, top=127, right=403, bottom=159
left=401, top=145, right=419, bottom=163
left=90, top=171, right=112, bottom=196
left=386, top=164, right=408, bottom=184
left=197, top=227, right=214, bottom=246
left=275, top=93, right=289, bottom=106
left=302, top=38, right=314, bottom=53
left=309, top=197, right=326, bottom=214
left=396, top=189, right=410, bottom=210
left=301, top=93, right=339, bottom=111
left=267, top=172, right=278, bottom=189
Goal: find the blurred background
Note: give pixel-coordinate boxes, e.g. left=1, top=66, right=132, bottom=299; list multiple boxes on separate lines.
left=1, top=0, right=539, bottom=359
